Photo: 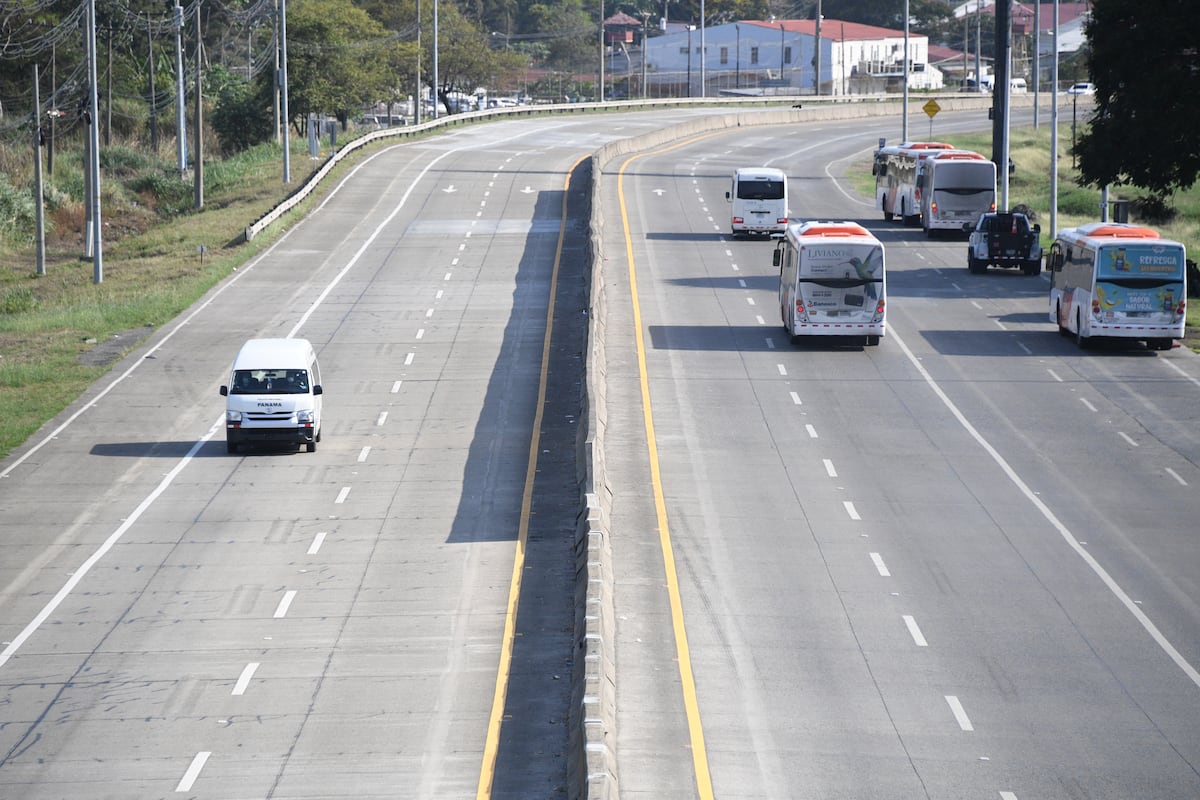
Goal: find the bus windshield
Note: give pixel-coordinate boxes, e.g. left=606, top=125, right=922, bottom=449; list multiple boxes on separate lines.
left=931, top=162, right=995, bottom=193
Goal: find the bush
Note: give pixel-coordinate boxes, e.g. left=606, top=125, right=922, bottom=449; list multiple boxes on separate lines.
left=0, top=173, right=37, bottom=242
left=127, top=171, right=194, bottom=218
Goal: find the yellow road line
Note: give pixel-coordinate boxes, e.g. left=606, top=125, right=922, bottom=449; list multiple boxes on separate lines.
left=477, top=155, right=589, bottom=799
left=618, top=137, right=717, bottom=799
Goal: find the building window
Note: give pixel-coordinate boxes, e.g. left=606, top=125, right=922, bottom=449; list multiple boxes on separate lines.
left=720, top=46, right=728, bottom=65
left=784, top=46, right=792, bottom=65
left=679, top=46, right=688, bottom=55
left=750, top=46, right=759, bottom=65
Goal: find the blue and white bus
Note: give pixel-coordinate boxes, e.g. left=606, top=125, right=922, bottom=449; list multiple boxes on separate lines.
left=1047, top=222, right=1187, bottom=350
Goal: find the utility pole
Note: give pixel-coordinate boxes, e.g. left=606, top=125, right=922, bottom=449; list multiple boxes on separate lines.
left=280, top=0, right=291, bottom=181
left=33, top=64, right=46, bottom=277
left=194, top=1, right=204, bottom=208
left=174, top=0, right=187, bottom=174
left=148, top=23, right=158, bottom=152
left=814, top=0, right=821, bottom=96
left=86, top=0, right=103, bottom=283
left=901, top=0, right=909, bottom=141
left=1050, top=0, right=1059, bottom=237
left=992, top=0, right=1010, bottom=178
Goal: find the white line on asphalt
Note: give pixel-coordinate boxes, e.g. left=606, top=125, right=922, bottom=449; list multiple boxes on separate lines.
left=946, top=695, right=974, bottom=731
left=1047, top=368, right=1064, bottom=382
left=458, top=242, right=466, bottom=251
left=777, top=364, right=788, bottom=375
left=1118, top=432, right=1138, bottom=447
left=232, top=662, right=260, bottom=695
left=870, top=553, right=890, bottom=577
left=731, top=264, right=740, bottom=271
left=756, top=315, right=766, bottom=325
left=376, top=411, right=388, bottom=426
left=790, top=392, right=802, bottom=405
left=738, top=279, right=746, bottom=288
left=971, top=301, right=983, bottom=310
left=1000, top=793, right=1019, bottom=800
left=335, top=487, right=351, bottom=504
left=445, top=271, right=453, bottom=280
left=175, top=751, right=211, bottom=792
left=435, top=289, right=444, bottom=299
left=1163, top=357, right=1200, bottom=389
left=747, top=297, right=756, bottom=306
left=993, top=319, right=1008, bottom=331
left=1017, top=342, right=1031, bottom=355
left=843, top=501, right=861, bottom=520
left=274, top=590, right=297, bottom=619
left=357, top=446, right=371, bottom=462
left=391, top=380, right=402, bottom=393
left=416, top=329, right=425, bottom=339
left=805, top=424, right=818, bottom=439
left=1165, top=467, right=1188, bottom=486
left=890, top=326, right=1200, bottom=690
left=823, top=459, right=837, bottom=477
left=426, top=308, right=434, bottom=318
left=307, top=531, right=327, bottom=555
left=766, top=339, right=775, bottom=349
left=1080, top=398, right=1097, bottom=412
left=903, top=615, right=928, bottom=647
left=405, top=352, right=415, bottom=365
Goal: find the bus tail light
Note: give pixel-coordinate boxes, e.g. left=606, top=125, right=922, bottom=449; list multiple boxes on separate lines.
left=931, top=200, right=938, bottom=215
left=1092, top=299, right=1102, bottom=316
left=732, top=216, right=744, bottom=225
left=1177, top=299, right=1187, bottom=316
left=777, top=217, right=788, bottom=225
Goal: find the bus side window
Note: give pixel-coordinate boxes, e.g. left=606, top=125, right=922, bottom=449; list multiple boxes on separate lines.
left=1048, top=243, right=1064, bottom=271
left=773, top=246, right=783, bottom=269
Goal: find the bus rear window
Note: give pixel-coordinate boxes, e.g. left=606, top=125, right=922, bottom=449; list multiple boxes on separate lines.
left=1097, top=244, right=1185, bottom=280
left=738, top=180, right=785, bottom=201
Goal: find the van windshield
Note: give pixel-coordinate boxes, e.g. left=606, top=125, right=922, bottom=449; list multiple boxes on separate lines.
left=230, top=368, right=310, bottom=394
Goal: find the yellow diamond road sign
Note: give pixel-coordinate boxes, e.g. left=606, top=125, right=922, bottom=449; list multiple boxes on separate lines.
left=923, top=99, right=941, bottom=118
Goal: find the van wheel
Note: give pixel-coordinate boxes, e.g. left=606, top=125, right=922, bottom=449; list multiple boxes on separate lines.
left=306, top=441, right=316, bottom=453
left=226, top=441, right=238, bottom=454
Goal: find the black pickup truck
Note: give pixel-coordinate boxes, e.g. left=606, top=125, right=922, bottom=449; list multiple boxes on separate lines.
left=964, top=211, right=1043, bottom=275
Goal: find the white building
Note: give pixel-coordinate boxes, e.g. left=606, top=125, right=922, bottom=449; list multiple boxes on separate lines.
left=638, top=18, right=943, bottom=96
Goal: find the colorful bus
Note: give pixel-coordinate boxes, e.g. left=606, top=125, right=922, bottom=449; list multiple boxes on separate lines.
left=872, top=141, right=954, bottom=225
left=1046, top=222, right=1187, bottom=350
left=774, top=221, right=886, bottom=346
left=916, top=150, right=996, bottom=236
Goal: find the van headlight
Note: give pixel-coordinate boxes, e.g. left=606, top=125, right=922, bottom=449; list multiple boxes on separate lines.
left=226, top=410, right=242, bottom=423
left=297, top=410, right=314, bottom=424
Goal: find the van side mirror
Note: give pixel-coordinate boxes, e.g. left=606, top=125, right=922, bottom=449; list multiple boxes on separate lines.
left=313, top=385, right=323, bottom=396
left=220, top=385, right=229, bottom=396
left=1033, top=223, right=1041, bottom=234
left=725, top=190, right=731, bottom=202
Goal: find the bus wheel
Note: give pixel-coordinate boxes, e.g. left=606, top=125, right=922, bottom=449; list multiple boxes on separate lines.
left=1022, top=260, right=1041, bottom=276
left=1075, top=312, right=1090, bottom=349
left=1151, top=338, right=1174, bottom=351
left=1056, top=303, right=1069, bottom=336
left=866, top=335, right=881, bottom=346
left=883, top=210, right=894, bottom=222
left=226, top=440, right=238, bottom=454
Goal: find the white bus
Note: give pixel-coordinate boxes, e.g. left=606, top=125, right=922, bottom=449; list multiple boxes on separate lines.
left=1046, top=222, right=1187, bottom=350
left=774, top=220, right=886, bottom=346
left=872, top=141, right=953, bottom=225
left=726, top=167, right=789, bottom=237
left=916, top=150, right=996, bottom=236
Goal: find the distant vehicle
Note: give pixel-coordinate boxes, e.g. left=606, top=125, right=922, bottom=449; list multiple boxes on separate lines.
left=916, top=150, right=997, bottom=236
left=872, top=141, right=955, bottom=225
left=1046, top=222, right=1187, bottom=350
left=774, top=220, right=886, bottom=346
left=1009, top=77, right=1028, bottom=93
left=964, top=211, right=1042, bottom=275
left=220, top=338, right=324, bottom=453
left=726, top=167, right=789, bottom=237
left=1067, top=82, right=1096, bottom=95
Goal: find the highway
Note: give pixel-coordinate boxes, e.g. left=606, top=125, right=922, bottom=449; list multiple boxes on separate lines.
left=1, top=103, right=1199, bottom=800
left=597, top=113, right=1200, bottom=799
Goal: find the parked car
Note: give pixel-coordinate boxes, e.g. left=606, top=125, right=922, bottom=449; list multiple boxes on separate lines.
left=1067, top=82, right=1096, bottom=95
left=964, top=211, right=1043, bottom=276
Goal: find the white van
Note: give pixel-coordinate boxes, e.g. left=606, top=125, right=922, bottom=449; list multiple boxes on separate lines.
left=219, top=338, right=323, bottom=453
left=726, top=167, right=790, bottom=237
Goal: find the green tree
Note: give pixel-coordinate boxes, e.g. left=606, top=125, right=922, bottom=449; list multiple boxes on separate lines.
left=285, top=0, right=396, bottom=129
left=1077, top=0, right=1200, bottom=201
left=210, top=65, right=275, bottom=153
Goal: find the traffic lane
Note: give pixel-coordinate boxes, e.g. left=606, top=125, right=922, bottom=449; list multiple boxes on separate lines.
left=0, top=122, right=592, bottom=797
left=605, top=124, right=1200, bottom=798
